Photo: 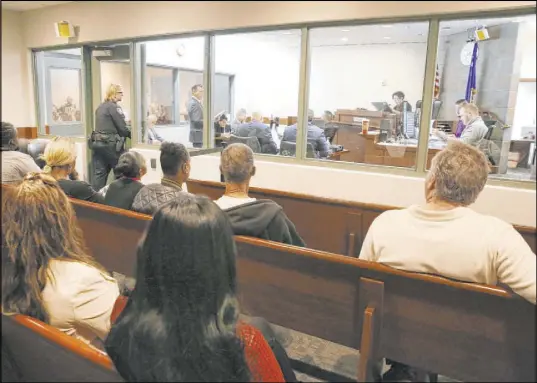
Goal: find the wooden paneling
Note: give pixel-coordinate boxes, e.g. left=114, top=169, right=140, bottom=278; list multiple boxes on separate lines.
left=186, top=179, right=537, bottom=255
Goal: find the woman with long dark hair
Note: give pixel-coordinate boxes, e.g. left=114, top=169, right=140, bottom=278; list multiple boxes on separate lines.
left=105, top=195, right=292, bottom=382
left=2, top=173, right=119, bottom=346
left=103, top=150, right=146, bottom=210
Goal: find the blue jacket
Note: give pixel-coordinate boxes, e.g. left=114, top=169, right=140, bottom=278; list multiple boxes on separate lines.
left=282, top=123, right=330, bottom=158
left=236, top=120, right=278, bottom=154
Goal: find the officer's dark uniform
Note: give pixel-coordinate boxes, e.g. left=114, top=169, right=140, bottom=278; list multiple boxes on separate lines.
left=90, top=101, right=131, bottom=190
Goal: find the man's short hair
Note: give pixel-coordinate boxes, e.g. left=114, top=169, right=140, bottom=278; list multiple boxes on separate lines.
left=428, top=140, right=489, bottom=206
left=460, top=103, right=479, bottom=116
left=307, top=109, right=314, bottom=122
left=220, top=143, right=254, bottom=184
left=1, top=121, right=18, bottom=151
left=160, top=142, right=190, bottom=177
left=236, top=108, right=247, bottom=117
left=191, top=84, right=203, bottom=93
left=392, top=91, right=405, bottom=99
left=455, top=99, right=468, bottom=105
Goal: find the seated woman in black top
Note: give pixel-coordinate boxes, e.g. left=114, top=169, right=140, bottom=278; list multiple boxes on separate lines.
left=104, top=151, right=145, bottom=210
left=42, top=137, right=103, bottom=204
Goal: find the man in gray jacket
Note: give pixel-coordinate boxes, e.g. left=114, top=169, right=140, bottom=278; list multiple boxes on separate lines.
left=132, top=142, right=190, bottom=216
left=282, top=109, right=330, bottom=158
left=434, top=103, right=488, bottom=147
left=187, top=84, right=204, bottom=148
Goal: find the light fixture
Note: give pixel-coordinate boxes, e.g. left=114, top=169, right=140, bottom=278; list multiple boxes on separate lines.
left=382, top=24, right=393, bottom=28
left=341, top=37, right=349, bottom=42
left=282, top=31, right=292, bottom=35
left=383, top=36, right=391, bottom=39
left=341, top=29, right=351, bottom=32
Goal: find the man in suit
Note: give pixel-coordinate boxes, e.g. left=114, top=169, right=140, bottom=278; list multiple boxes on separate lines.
left=187, top=84, right=204, bottom=148
left=282, top=109, right=330, bottom=158
left=235, top=111, right=278, bottom=155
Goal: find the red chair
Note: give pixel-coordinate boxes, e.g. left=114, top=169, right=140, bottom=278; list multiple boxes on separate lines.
left=110, top=295, right=285, bottom=382
left=1, top=314, right=122, bottom=382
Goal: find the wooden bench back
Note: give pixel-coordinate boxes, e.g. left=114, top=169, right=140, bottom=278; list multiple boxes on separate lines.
left=1, top=314, right=122, bottom=382
left=186, top=179, right=537, bottom=255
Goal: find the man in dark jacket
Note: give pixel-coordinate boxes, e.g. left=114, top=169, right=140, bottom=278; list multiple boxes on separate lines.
left=90, top=84, right=131, bottom=190
left=282, top=109, right=330, bottom=158
left=235, top=112, right=278, bottom=155
left=132, top=142, right=190, bottom=215
left=214, top=143, right=305, bottom=247
left=187, top=84, right=204, bottom=149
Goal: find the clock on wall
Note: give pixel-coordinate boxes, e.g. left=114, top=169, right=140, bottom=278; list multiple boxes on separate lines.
left=460, top=42, right=477, bottom=66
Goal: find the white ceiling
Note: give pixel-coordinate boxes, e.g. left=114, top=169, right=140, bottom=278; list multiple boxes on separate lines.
left=257, top=14, right=536, bottom=47
left=1, top=1, right=73, bottom=11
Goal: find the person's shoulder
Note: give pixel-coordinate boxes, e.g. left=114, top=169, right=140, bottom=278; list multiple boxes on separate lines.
left=466, top=209, right=515, bottom=232
left=48, top=260, right=111, bottom=286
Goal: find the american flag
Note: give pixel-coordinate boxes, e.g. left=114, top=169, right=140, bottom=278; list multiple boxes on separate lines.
left=433, top=64, right=440, bottom=99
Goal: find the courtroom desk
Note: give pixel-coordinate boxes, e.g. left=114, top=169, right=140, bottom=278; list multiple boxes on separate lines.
left=374, top=142, right=443, bottom=168
left=332, top=124, right=380, bottom=163
left=509, top=139, right=535, bottom=168
left=327, top=149, right=351, bottom=161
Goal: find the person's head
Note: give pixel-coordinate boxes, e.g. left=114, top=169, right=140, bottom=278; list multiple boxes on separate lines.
left=236, top=108, right=247, bottom=123
left=218, top=114, right=228, bottom=129
left=307, top=109, right=314, bottom=123
left=105, top=195, right=250, bottom=382
left=455, top=99, right=468, bottom=117
left=2, top=173, right=106, bottom=323
left=251, top=111, right=263, bottom=122
left=114, top=151, right=147, bottom=179
left=459, top=103, right=480, bottom=126
left=105, top=84, right=123, bottom=103
left=425, top=140, right=489, bottom=207
left=220, top=143, right=255, bottom=188
left=41, top=137, right=77, bottom=180
left=392, top=91, right=406, bottom=106
left=323, top=111, right=334, bottom=122
left=160, top=142, right=190, bottom=183
left=1, top=122, right=19, bottom=151
left=192, top=84, right=204, bottom=101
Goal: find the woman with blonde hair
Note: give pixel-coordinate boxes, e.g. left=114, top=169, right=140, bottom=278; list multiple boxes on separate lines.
left=2, top=173, right=120, bottom=346
left=90, top=83, right=131, bottom=191
left=42, top=137, right=103, bottom=204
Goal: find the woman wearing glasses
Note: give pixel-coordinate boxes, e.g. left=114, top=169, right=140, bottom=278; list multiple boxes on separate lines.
left=90, top=83, right=131, bottom=190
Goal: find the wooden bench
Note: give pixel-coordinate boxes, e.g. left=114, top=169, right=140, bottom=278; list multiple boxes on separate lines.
left=186, top=179, right=537, bottom=255
left=2, top=185, right=534, bottom=382
left=63, top=196, right=536, bottom=382
left=1, top=314, right=122, bottom=382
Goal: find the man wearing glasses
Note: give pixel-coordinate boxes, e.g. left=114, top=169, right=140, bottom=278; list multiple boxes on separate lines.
left=90, top=83, right=131, bottom=190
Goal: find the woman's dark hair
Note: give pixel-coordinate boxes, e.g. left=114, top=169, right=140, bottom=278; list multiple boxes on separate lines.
left=392, top=91, right=405, bottom=99
left=114, top=151, right=142, bottom=178
left=105, top=195, right=250, bottom=382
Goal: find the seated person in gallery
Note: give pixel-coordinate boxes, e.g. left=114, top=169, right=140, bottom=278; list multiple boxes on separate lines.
left=214, top=143, right=305, bottom=247
left=235, top=111, right=278, bottom=154
left=282, top=109, right=330, bottom=158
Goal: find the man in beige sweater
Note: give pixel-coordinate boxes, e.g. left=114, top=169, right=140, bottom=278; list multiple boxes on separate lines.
left=360, top=140, right=536, bottom=381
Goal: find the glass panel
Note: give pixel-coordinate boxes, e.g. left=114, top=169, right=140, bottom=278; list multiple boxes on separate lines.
left=427, top=14, right=536, bottom=182
left=306, top=22, right=430, bottom=165
left=35, top=48, right=83, bottom=136
left=212, top=30, right=301, bottom=155
left=136, top=37, right=206, bottom=147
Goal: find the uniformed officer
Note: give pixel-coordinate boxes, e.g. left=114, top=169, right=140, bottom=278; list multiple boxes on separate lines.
left=90, top=84, right=131, bottom=190
left=187, top=84, right=204, bottom=148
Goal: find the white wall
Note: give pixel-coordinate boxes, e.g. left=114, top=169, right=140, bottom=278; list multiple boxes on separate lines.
left=1, top=10, right=32, bottom=127
left=130, top=148, right=537, bottom=227
left=309, top=43, right=427, bottom=113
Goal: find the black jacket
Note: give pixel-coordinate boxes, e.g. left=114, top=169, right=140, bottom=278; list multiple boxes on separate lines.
left=224, top=200, right=305, bottom=247
left=104, top=178, right=144, bottom=211
left=95, top=101, right=131, bottom=137
left=57, top=179, right=104, bottom=204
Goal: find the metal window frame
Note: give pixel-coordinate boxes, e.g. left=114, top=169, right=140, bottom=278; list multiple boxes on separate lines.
left=30, top=5, right=536, bottom=190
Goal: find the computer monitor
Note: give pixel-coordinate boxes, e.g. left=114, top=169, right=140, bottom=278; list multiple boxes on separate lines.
left=372, top=102, right=390, bottom=112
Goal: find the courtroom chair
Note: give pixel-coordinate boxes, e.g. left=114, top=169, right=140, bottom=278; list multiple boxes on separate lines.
left=19, top=138, right=50, bottom=169
left=279, top=141, right=315, bottom=158
left=229, top=134, right=262, bottom=153
left=1, top=314, right=122, bottom=382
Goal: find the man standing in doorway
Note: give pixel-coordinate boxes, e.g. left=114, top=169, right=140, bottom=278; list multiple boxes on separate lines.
left=188, top=84, right=204, bottom=148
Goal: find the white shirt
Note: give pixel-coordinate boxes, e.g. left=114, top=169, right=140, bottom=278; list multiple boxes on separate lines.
left=42, top=259, right=120, bottom=345
left=359, top=205, right=536, bottom=304
left=215, top=195, right=257, bottom=210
